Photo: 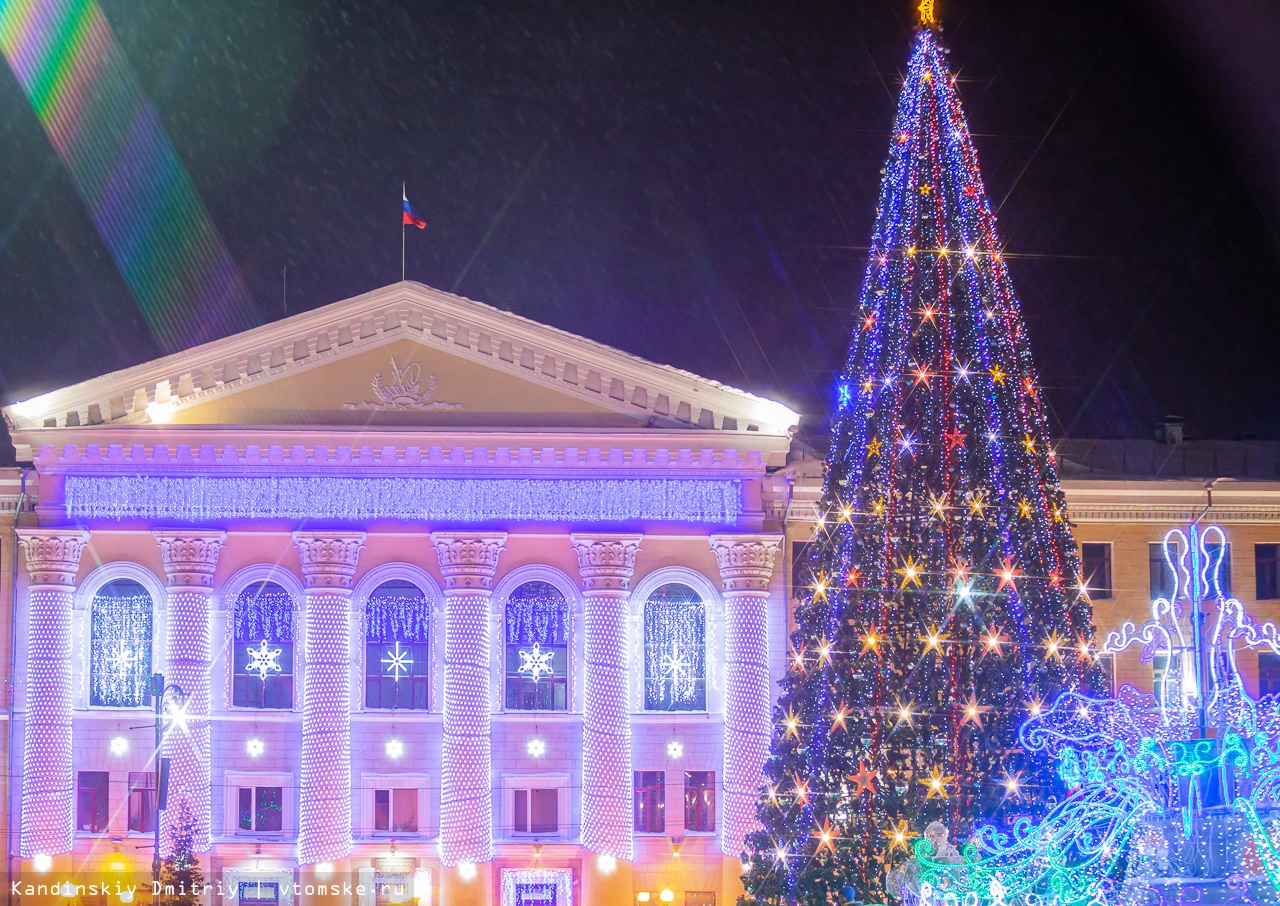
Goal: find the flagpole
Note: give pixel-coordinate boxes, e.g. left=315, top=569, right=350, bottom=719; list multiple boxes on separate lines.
left=401, top=182, right=406, bottom=282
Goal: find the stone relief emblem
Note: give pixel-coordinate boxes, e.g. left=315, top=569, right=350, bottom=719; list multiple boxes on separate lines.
left=343, top=356, right=464, bottom=411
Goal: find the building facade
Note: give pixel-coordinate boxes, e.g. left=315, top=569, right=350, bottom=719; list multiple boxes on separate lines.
left=3, top=282, right=800, bottom=906
left=776, top=436, right=1280, bottom=711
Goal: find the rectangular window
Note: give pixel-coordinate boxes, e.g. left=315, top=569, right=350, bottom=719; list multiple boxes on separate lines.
left=127, top=772, right=155, bottom=833
left=1096, top=654, right=1116, bottom=698
left=232, top=642, right=294, bottom=709
left=684, top=771, right=715, bottom=833
left=238, top=787, right=283, bottom=832
left=791, top=540, right=814, bottom=603
left=1258, top=545, right=1280, bottom=600
left=1204, top=541, right=1232, bottom=597
left=511, top=788, right=559, bottom=836
left=77, top=771, right=110, bottom=833
left=634, top=771, right=665, bottom=834
left=373, top=789, right=419, bottom=834
left=1152, top=654, right=1172, bottom=704
left=685, top=894, right=716, bottom=906
left=1080, top=543, right=1113, bottom=599
left=238, top=883, right=280, bottom=906
left=1150, top=542, right=1177, bottom=599
left=365, top=642, right=431, bottom=711
left=1261, top=653, right=1280, bottom=698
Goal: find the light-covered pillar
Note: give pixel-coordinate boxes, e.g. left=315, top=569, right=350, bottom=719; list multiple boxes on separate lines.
left=292, top=531, right=366, bottom=865
left=710, top=533, right=781, bottom=857
left=154, top=530, right=225, bottom=853
left=17, top=528, right=90, bottom=859
left=431, top=532, right=506, bottom=867
left=570, top=533, right=642, bottom=861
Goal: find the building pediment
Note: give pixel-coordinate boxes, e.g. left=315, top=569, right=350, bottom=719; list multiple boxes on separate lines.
left=4, top=281, right=798, bottom=436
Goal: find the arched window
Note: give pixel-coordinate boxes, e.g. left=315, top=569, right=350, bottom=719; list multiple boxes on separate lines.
left=504, top=581, right=569, bottom=711
left=90, top=580, right=153, bottom=708
left=365, top=580, right=431, bottom=711
left=643, top=583, right=706, bottom=711
left=232, top=582, right=295, bottom=709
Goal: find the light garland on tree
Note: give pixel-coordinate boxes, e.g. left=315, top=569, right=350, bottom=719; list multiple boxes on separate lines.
left=740, top=24, right=1101, bottom=905
left=64, top=474, right=741, bottom=524
left=890, top=524, right=1280, bottom=905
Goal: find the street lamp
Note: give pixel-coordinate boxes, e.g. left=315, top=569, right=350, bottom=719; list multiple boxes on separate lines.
left=148, top=673, right=188, bottom=903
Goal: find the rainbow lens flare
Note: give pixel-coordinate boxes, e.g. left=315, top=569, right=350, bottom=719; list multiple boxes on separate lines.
left=1, top=0, right=259, bottom=350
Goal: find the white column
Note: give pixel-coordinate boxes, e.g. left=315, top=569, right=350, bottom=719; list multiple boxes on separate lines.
left=292, top=531, right=365, bottom=865
left=154, top=530, right=226, bottom=854
left=17, top=528, right=90, bottom=859
left=710, top=534, right=781, bottom=857
left=570, top=533, right=642, bottom=861
left=431, top=532, right=506, bottom=866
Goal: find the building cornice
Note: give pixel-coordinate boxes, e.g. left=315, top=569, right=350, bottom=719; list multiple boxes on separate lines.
left=5, top=282, right=799, bottom=436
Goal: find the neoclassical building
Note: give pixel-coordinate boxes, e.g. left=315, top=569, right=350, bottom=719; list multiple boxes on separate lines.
left=3, top=282, right=800, bottom=906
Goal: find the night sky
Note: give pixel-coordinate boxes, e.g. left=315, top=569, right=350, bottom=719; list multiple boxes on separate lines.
left=2, top=0, right=1279, bottom=453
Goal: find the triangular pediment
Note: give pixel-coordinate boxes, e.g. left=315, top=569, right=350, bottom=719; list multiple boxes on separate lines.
left=4, top=282, right=798, bottom=434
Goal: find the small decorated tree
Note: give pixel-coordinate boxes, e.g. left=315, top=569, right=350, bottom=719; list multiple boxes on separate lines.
left=159, top=801, right=205, bottom=906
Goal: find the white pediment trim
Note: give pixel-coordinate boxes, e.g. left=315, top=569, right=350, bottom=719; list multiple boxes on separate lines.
left=4, top=281, right=799, bottom=436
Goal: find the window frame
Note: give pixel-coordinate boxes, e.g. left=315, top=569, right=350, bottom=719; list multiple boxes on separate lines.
left=224, top=771, right=293, bottom=838
left=230, top=581, right=297, bottom=711
left=361, top=578, right=436, bottom=713
left=683, top=770, right=716, bottom=834
left=500, top=773, right=569, bottom=841
left=76, top=770, right=111, bottom=835
left=633, top=770, right=666, bottom=835
left=359, top=774, right=430, bottom=840
left=642, top=585, right=708, bottom=713
left=503, top=581, right=570, bottom=713
left=1079, top=542, right=1113, bottom=600
left=1257, top=544, right=1280, bottom=601
left=127, top=771, right=156, bottom=834
left=1260, top=652, right=1280, bottom=698
left=87, top=579, right=155, bottom=710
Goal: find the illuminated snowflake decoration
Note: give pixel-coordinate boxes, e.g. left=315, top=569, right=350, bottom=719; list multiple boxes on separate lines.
left=517, top=643, right=555, bottom=683
left=667, top=741, right=684, bottom=759
left=245, top=638, right=283, bottom=681
left=660, top=647, right=689, bottom=684
left=104, top=641, right=139, bottom=677
left=381, top=642, right=413, bottom=681
left=527, top=738, right=546, bottom=757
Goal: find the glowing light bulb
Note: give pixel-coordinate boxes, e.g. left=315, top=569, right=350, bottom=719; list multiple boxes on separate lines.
left=386, top=739, right=405, bottom=759
left=527, top=738, right=546, bottom=757
left=246, top=738, right=265, bottom=757
left=667, top=740, right=684, bottom=759
left=597, top=854, right=617, bottom=874
left=109, top=736, right=129, bottom=757
left=660, top=891, right=675, bottom=903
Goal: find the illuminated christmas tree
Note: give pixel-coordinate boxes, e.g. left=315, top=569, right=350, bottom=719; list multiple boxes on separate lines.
left=740, top=13, right=1102, bottom=904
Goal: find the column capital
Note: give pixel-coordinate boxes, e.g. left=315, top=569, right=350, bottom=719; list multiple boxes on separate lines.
left=292, top=532, right=366, bottom=590
left=430, top=532, right=507, bottom=591
left=153, top=530, right=227, bottom=589
left=570, top=534, right=643, bottom=592
left=710, top=533, right=782, bottom=593
left=17, top=528, right=90, bottom=587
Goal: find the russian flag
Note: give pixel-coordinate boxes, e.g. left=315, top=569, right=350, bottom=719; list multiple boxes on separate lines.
left=402, top=189, right=427, bottom=229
